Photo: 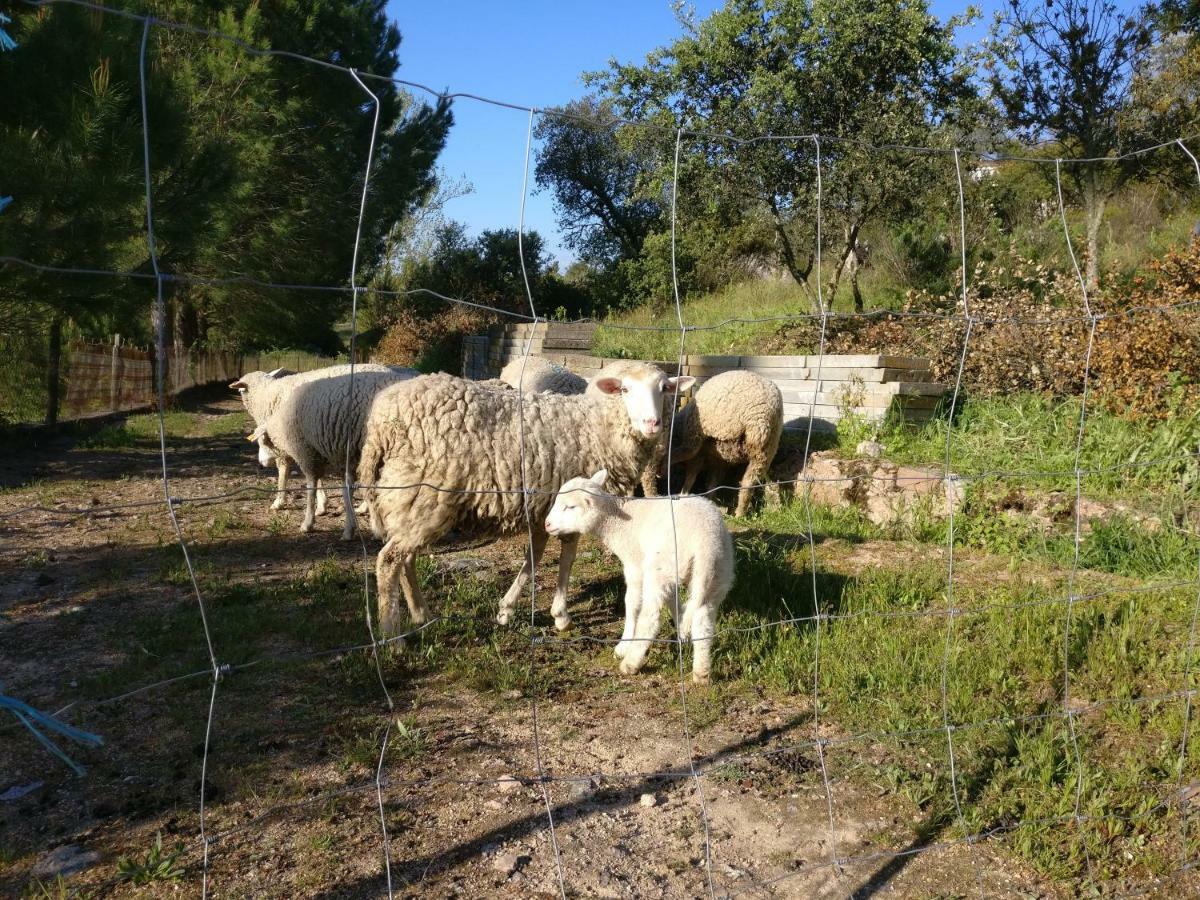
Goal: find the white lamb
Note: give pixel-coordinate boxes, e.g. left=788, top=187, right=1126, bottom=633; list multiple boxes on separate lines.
left=358, top=365, right=694, bottom=637
left=499, top=356, right=587, bottom=395
left=545, top=469, right=734, bottom=684
left=253, top=365, right=416, bottom=539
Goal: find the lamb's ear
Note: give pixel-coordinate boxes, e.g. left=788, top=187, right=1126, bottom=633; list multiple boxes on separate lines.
left=665, top=376, right=696, bottom=394
left=589, top=469, right=609, bottom=490
left=266, top=367, right=294, bottom=378
left=229, top=380, right=247, bottom=391
left=593, top=376, right=622, bottom=396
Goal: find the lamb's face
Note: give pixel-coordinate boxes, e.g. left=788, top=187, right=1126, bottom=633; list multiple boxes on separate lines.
left=593, top=372, right=696, bottom=439
left=545, top=472, right=608, bottom=537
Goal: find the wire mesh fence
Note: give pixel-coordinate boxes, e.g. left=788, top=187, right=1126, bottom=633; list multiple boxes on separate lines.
left=3, top=1, right=1200, bottom=898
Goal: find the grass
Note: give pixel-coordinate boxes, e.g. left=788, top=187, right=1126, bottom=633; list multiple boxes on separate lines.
left=80, top=409, right=251, bottom=449
left=594, top=280, right=817, bottom=361
left=6, top=394, right=1198, bottom=895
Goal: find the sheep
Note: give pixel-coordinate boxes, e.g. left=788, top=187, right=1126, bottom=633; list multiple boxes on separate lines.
left=544, top=469, right=734, bottom=684
left=666, top=370, right=783, bottom=517
left=585, top=360, right=676, bottom=498
left=358, top=365, right=695, bottom=638
left=229, top=367, right=316, bottom=512
left=499, top=356, right=587, bottom=395
left=252, top=365, right=417, bottom=539
left=230, top=363, right=403, bottom=516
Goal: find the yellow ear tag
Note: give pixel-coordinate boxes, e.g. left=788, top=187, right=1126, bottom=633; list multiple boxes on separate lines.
left=246, top=434, right=257, bottom=442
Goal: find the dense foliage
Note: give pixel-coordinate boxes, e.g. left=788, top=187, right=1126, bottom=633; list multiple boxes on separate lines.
left=0, top=1, right=450, bottom=421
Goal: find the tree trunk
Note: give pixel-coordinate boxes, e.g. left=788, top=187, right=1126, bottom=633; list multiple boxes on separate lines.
left=827, top=222, right=862, bottom=308
left=850, top=258, right=864, bottom=314
left=45, top=314, right=65, bottom=427
left=768, top=199, right=817, bottom=310
left=1084, top=192, right=1105, bottom=294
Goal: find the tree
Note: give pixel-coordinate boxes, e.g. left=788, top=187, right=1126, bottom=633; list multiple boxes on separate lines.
left=987, top=0, right=1157, bottom=290
left=589, top=0, right=979, bottom=311
left=0, top=2, right=451, bottom=422
left=534, top=96, right=662, bottom=265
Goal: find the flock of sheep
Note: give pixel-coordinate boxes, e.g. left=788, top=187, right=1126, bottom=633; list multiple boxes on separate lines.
left=227, top=356, right=784, bottom=682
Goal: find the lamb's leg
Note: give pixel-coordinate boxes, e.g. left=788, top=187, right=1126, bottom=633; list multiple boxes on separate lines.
left=272, top=458, right=289, bottom=510
left=619, top=576, right=670, bottom=675
left=689, top=600, right=716, bottom=685
left=315, top=478, right=328, bottom=516
left=550, top=535, right=579, bottom=632
left=614, top=563, right=643, bottom=659
left=496, top=528, right=549, bottom=626
left=735, top=460, right=765, bottom=518
left=680, top=460, right=702, bottom=496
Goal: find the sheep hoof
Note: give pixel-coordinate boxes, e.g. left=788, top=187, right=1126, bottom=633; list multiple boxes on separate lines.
left=613, top=641, right=629, bottom=659
left=409, top=608, right=428, bottom=626
left=692, top=672, right=711, bottom=686
left=553, top=615, right=572, bottom=632
left=495, top=610, right=511, bottom=626
left=339, top=530, right=355, bottom=543
left=618, top=659, right=641, bottom=676
left=271, top=499, right=287, bottom=511
left=300, top=520, right=315, bottom=534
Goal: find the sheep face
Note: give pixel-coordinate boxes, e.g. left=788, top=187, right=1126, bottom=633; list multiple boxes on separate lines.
left=592, top=372, right=695, bottom=439
left=545, top=470, right=610, bottom=537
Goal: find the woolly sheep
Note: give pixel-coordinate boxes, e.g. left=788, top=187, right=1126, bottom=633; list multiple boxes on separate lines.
left=667, top=370, right=783, bottom=517
left=585, top=360, right=676, bottom=498
left=229, top=363, right=399, bottom=513
left=358, top=365, right=695, bottom=637
left=229, top=367, right=316, bottom=513
left=544, top=469, right=734, bottom=683
left=253, top=365, right=417, bottom=540
left=499, top=356, right=588, bottom=395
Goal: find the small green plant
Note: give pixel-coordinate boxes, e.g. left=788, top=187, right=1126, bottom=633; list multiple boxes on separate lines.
left=21, top=876, right=71, bottom=900
left=115, top=831, right=185, bottom=885
left=392, top=716, right=427, bottom=760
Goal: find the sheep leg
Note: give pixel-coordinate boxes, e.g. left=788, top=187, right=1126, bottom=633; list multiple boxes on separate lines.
left=272, top=458, right=290, bottom=510
left=680, top=460, right=702, bottom=496
left=496, top=528, right=549, bottom=626
left=315, top=478, right=328, bottom=516
left=619, top=576, right=669, bottom=675
left=640, top=467, right=659, bottom=498
left=735, top=460, right=765, bottom=518
left=375, top=538, right=426, bottom=638
left=689, top=600, right=716, bottom=685
left=300, top=476, right=318, bottom=533
left=550, top=535, right=579, bottom=632
left=614, top=563, right=643, bottom=660
left=339, top=479, right=358, bottom=542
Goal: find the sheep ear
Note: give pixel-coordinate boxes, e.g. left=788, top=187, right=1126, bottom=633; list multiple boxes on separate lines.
left=266, top=367, right=294, bottom=378
left=594, top=376, right=622, bottom=396
left=229, top=380, right=247, bottom=391
left=666, top=376, right=696, bottom=394
left=590, top=469, right=609, bottom=490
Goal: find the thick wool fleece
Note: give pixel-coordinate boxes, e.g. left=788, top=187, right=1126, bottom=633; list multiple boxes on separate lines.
left=669, top=369, right=783, bottom=516
left=359, top=369, right=662, bottom=540
left=265, top=367, right=416, bottom=481
left=499, top=356, right=587, bottom=395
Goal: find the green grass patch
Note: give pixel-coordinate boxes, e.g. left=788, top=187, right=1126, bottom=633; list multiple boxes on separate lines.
left=703, top=505, right=1199, bottom=883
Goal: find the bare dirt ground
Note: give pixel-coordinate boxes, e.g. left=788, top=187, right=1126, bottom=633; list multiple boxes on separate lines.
left=0, top=393, right=1185, bottom=898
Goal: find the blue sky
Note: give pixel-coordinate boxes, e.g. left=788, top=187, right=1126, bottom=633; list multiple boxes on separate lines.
left=381, top=2, right=1058, bottom=264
